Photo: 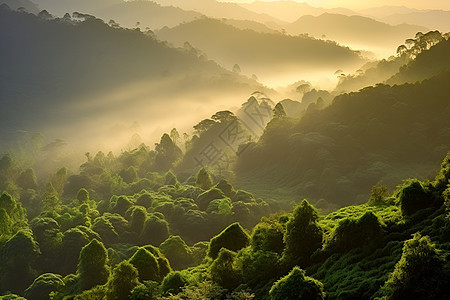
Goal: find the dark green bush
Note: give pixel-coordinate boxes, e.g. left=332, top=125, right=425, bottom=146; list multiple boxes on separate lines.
left=129, top=248, right=160, bottom=282
left=161, top=271, right=188, bottom=295
left=208, top=223, right=250, bottom=259
left=269, top=267, right=325, bottom=300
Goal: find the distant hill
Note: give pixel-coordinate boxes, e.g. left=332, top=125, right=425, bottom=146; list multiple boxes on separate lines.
left=29, top=0, right=122, bottom=16
left=0, top=0, right=39, bottom=13
left=93, top=0, right=203, bottom=30
left=287, top=13, right=427, bottom=52
left=241, top=0, right=355, bottom=23
left=222, top=18, right=277, bottom=34
left=154, top=0, right=282, bottom=24
left=382, top=10, right=450, bottom=32
left=359, top=5, right=420, bottom=19
left=157, top=18, right=364, bottom=85
left=0, top=7, right=264, bottom=149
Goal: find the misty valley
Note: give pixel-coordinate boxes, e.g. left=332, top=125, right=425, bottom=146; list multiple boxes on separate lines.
left=1, top=0, right=450, bottom=299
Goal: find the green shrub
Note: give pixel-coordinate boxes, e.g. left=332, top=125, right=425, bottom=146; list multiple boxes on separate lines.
left=106, top=260, right=139, bottom=300
left=77, top=239, right=109, bottom=291
left=161, top=271, right=188, bottom=295
left=159, top=235, right=193, bottom=270
left=24, top=273, right=64, bottom=300
left=283, top=200, right=323, bottom=266
left=208, top=223, right=250, bottom=259
left=210, top=248, right=243, bottom=290
left=140, top=215, right=169, bottom=246
left=383, top=233, right=449, bottom=299
left=251, top=221, right=285, bottom=254
left=129, top=248, right=160, bottom=282
left=195, top=167, right=213, bottom=190
left=269, top=267, right=325, bottom=300
left=196, top=188, right=225, bottom=211
left=399, top=179, right=431, bottom=216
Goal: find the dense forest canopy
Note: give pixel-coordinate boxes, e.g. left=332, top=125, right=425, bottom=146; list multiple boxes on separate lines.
left=1, top=0, right=450, bottom=299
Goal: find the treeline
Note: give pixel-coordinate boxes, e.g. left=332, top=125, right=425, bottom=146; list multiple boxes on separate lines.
left=336, top=30, right=450, bottom=93
left=156, top=17, right=364, bottom=72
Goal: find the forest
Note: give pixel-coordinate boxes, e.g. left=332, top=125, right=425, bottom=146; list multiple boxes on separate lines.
left=1, top=0, right=450, bottom=299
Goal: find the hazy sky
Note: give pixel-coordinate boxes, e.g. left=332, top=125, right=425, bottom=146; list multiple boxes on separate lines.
left=222, top=0, right=450, bottom=10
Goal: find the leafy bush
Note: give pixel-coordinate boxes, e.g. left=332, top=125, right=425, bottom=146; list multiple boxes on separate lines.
left=328, top=211, right=383, bottom=252
left=159, top=235, right=193, bottom=270
left=383, top=233, right=449, bottom=299
left=399, top=179, right=431, bottom=216
left=161, top=271, right=189, bottom=295
left=269, top=267, right=325, bottom=300
left=129, top=248, right=160, bottom=282
left=208, top=223, right=250, bottom=259
left=24, top=273, right=65, bottom=300
left=283, top=200, right=323, bottom=266
left=106, top=260, right=139, bottom=300
left=140, top=215, right=169, bottom=246
left=210, top=248, right=243, bottom=290
left=77, top=239, right=109, bottom=291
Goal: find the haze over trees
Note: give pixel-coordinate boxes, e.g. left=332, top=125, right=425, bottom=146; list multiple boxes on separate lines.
left=157, top=17, right=365, bottom=85
left=0, top=5, right=265, bottom=150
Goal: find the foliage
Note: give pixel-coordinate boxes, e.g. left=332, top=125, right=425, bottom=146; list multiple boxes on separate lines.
left=161, top=271, right=189, bottom=295
left=130, top=281, right=161, bottom=300
left=129, top=248, right=160, bottom=282
left=251, top=219, right=285, bottom=254
left=368, top=183, right=390, bottom=206
left=238, top=248, right=281, bottom=288
left=196, top=188, right=226, bottom=211
left=77, top=239, right=110, bottom=291
left=24, top=273, right=65, bottom=300
left=208, top=223, right=250, bottom=259
left=140, top=215, right=170, bottom=246
left=106, top=260, right=139, bottom=300
left=269, top=267, right=325, bottom=300
left=195, top=167, right=214, bottom=190
left=0, top=231, right=40, bottom=294
left=383, top=233, right=449, bottom=299
left=210, top=248, right=243, bottom=290
left=159, top=235, right=194, bottom=270
left=398, top=179, right=432, bottom=216
left=152, top=134, right=182, bottom=172
left=327, top=211, right=383, bottom=252
left=283, top=200, right=323, bottom=266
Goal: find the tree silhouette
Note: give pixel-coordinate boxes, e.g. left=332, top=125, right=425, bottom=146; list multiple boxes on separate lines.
left=283, top=200, right=323, bottom=267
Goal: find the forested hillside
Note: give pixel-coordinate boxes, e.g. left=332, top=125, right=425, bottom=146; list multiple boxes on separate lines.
left=157, top=18, right=364, bottom=83
left=1, top=145, right=449, bottom=299
left=336, top=31, right=450, bottom=92
left=0, top=6, right=264, bottom=149
left=287, top=13, right=426, bottom=50
left=235, top=37, right=450, bottom=207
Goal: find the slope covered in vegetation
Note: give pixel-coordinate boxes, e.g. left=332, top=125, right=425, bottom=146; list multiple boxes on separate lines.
left=1, top=145, right=449, bottom=299
left=157, top=17, right=365, bottom=80
left=0, top=6, right=263, bottom=148
left=235, top=37, right=450, bottom=208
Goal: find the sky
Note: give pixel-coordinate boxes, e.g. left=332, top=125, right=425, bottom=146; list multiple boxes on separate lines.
left=221, top=0, right=450, bottom=10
